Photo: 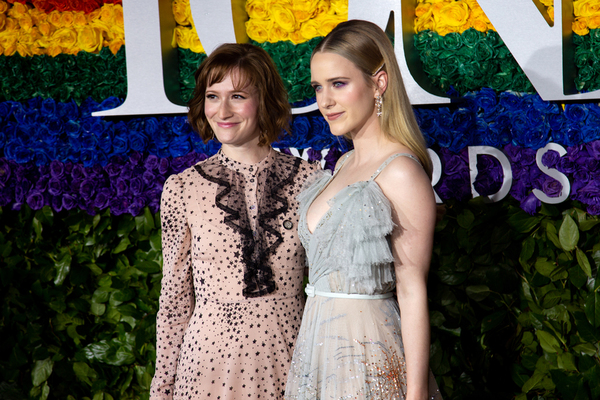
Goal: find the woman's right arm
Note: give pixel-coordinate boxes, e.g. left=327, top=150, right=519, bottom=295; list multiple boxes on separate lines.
left=150, top=174, right=195, bottom=400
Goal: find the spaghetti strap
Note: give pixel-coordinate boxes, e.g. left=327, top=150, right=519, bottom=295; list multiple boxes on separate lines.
left=369, top=153, right=421, bottom=181
left=333, top=150, right=354, bottom=175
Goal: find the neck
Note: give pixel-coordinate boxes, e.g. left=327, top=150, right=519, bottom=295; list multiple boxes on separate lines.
left=221, top=142, right=271, bottom=164
left=348, top=119, right=394, bottom=164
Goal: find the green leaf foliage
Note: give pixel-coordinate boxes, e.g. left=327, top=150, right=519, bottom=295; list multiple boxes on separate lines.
left=2, top=198, right=600, bottom=400
left=0, top=206, right=161, bottom=399
left=430, top=199, right=600, bottom=399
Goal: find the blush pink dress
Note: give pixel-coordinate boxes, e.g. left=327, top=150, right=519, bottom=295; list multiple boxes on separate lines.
left=150, top=149, right=319, bottom=399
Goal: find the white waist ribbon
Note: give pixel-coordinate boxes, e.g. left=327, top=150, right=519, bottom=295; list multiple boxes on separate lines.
left=305, top=284, right=394, bottom=299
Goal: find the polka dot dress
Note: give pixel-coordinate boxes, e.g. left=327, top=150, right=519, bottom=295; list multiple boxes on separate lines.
left=150, top=149, right=320, bottom=400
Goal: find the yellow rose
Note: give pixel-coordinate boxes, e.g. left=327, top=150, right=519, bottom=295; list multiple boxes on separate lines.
left=77, top=26, right=103, bottom=53
left=17, top=15, right=33, bottom=31
left=47, top=11, right=62, bottom=27
left=574, top=0, right=600, bottom=17
left=547, top=6, right=554, bottom=22
left=291, top=0, right=319, bottom=23
left=52, top=27, right=78, bottom=48
left=572, top=17, right=590, bottom=35
left=271, top=4, right=296, bottom=32
left=0, top=1, right=9, bottom=14
left=46, top=44, right=63, bottom=57
left=299, top=18, right=320, bottom=40
left=269, top=22, right=290, bottom=42
left=8, top=2, right=28, bottom=18
left=469, top=18, right=489, bottom=32
left=329, top=0, right=347, bottom=16
left=172, top=0, right=192, bottom=26
left=246, top=0, right=272, bottom=20
left=17, top=43, right=32, bottom=57
left=539, top=0, right=553, bottom=6
left=314, top=14, right=344, bottom=37
left=87, top=9, right=101, bottom=22
left=29, top=8, right=46, bottom=26
left=288, top=29, right=307, bottom=44
left=0, top=14, right=5, bottom=31
left=315, top=0, right=329, bottom=15
left=245, top=17, right=271, bottom=42
left=187, top=27, right=204, bottom=53
left=113, top=6, right=123, bottom=26
left=435, top=1, right=469, bottom=27
left=587, top=14, right=600, bottom=29
left=38, top=20, right=53, bottom=36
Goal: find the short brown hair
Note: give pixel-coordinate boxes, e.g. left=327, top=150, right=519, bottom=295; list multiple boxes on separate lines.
left=188, top=43, right=291, bottom=146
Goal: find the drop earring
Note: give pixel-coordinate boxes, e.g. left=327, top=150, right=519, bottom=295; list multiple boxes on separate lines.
left=375, top=94, right=383, bottom=117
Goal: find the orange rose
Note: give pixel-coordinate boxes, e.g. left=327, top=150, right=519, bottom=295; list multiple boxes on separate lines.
left=0, top=1, right=9, bottom=14
left=73, top=12, right=87, bottom=27
left=60, top=11, right=74, bottom=27
left=8, top=1, right=28, bottom=18
left=0, top=14, right=5, bottom=30
left=47, top=10, right=62, bottom=27
left=108, top=37, right=123, bottom=55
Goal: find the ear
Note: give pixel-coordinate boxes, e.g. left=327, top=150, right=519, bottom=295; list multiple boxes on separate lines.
left=373, top=70, right=388, bottom=97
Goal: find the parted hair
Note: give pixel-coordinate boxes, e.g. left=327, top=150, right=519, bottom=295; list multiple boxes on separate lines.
left=187, top=43, right=291, bottom=146
left=312, top=20, right=433, bottom=179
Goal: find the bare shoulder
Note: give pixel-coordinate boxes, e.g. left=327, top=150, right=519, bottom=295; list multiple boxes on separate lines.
left=375, top=154, right=436, bottom=218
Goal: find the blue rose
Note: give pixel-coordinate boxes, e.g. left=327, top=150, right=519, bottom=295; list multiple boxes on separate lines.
left=129, top=130, right=149, bottom=153
left=172, top=116, right=193, bottom=137
left=564, top=103, right=588, bottom=123
left=57, top=99, right=79, bottom=120
left=169, top=137, right=192, bottom=158
left=98, top=97, right=122, bottom=112
left=499, top=91, right=522, bottom=112
left=476, top=87, right=499, bottom=116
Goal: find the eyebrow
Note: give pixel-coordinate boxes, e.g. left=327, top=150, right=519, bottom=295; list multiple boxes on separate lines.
left=310, top=76, right=350, bottom=85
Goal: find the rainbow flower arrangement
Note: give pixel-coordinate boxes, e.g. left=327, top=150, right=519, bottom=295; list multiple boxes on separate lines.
left=3, top=0, right=600, bottom=219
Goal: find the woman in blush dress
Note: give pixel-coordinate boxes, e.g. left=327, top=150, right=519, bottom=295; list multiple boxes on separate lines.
left=285, top=20, right=443, bottom=400
left=150, top=43, right=319, bottom=400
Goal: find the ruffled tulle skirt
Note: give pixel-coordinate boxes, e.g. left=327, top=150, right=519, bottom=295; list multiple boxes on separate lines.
left=285, top=295, right=442, bottom=400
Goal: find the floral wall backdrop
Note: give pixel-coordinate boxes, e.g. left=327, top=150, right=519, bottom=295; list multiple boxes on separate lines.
left=1, top=1, right=600, bottom=399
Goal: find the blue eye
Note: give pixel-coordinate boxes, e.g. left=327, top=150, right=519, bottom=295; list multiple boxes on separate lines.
left=333, top=81, right=346, bottom=88
left=311, top=84, right=322, bottom=93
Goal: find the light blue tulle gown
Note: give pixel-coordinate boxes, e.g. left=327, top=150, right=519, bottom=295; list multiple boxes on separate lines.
left=285, top=151, right=443, bottom=400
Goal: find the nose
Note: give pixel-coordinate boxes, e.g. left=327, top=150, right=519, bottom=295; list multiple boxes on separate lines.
left=318, top=89, right=334, bottom=109
left=217, top=99, right=233, bottom=119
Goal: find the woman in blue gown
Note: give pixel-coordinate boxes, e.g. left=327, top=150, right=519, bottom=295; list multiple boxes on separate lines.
left=285, top=20, right=443, bottom=400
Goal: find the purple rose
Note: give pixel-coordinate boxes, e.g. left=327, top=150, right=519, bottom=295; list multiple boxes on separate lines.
left=48, top=178, right=64, bottom=196
left=541, top=150, right=560, bottom=168
left=94, top=187, right=113, bottom=209
left=541, top=177, right=563, bottom=198
left=130, top=176, right=144, bottom=196
left=158, top=158, right=170, bottom=175
left=574, top=180, right=600, bottom=206
left=0, top=159, right=12, bottom=187
left=51, top=195, right=63, bottom=212
left=521, top=192, right=541, bottom=215
left=110, top=196, right=130, bottom=216
left=307, top=148, right=322, bottom=164
left=80, top=179, right=97, bottom=201
left=62, top=193, right=78, bottom=211
left=26, top=191, right=46, bottom=210
left=49, top=160, right=65, bottom=179
left=145, top=155, right=159, bottom=171
left=114, top=177, right=129, bottom=196
left=128, top=196, right=146, bottom=216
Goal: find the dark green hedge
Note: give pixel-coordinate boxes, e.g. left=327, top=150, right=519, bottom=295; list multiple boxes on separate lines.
left=1, top=198, right=599, bottom=399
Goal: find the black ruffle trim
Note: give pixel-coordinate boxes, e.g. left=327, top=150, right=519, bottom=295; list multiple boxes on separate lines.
left=195, top=153, right=302, bottom=298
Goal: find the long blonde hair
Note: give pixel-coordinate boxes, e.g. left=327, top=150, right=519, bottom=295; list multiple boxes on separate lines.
left=313, top=20, right=432, bottom=179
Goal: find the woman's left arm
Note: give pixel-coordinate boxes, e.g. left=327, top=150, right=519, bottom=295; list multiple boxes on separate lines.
left=377, top=156, right=437, bottom=400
